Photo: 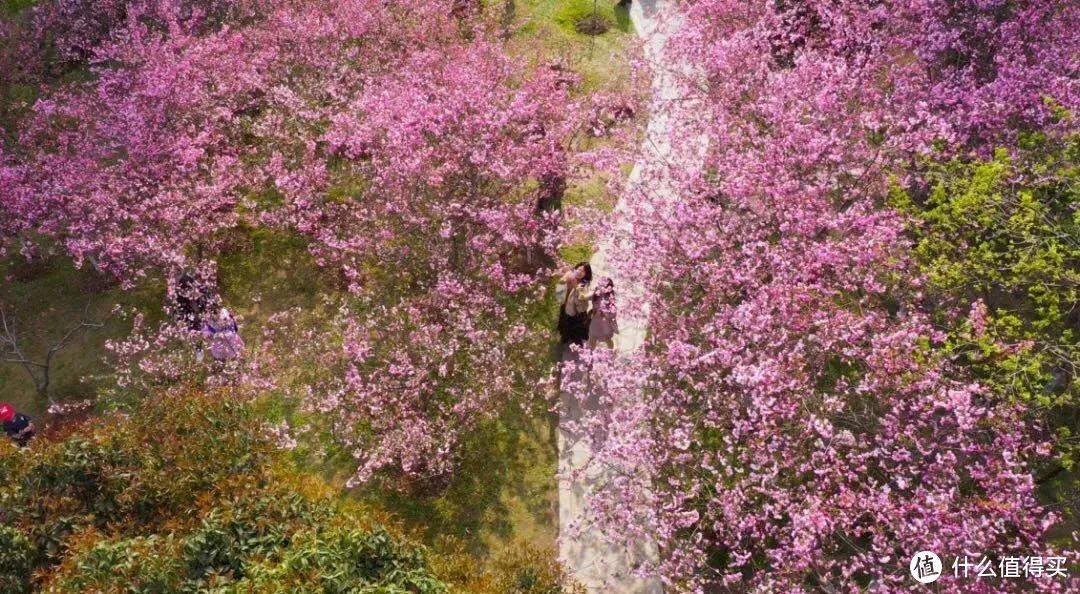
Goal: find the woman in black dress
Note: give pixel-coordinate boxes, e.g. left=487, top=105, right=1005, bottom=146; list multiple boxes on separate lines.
left=557, top=262, right=593, bottom=345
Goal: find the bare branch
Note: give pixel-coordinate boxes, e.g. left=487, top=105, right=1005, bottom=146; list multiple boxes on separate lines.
left=0, top=301, right=110, bottom=404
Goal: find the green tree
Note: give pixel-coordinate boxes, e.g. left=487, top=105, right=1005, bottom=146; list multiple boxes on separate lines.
left=894, top=128, right=1079, bottom=479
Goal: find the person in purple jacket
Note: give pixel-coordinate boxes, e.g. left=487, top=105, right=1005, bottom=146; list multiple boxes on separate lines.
left=202, top=308, right=245, bottom=362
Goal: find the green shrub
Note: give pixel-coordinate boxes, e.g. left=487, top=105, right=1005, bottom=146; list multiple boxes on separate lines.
left=0, top=393, right=449, bottom=592
left=0, top=526, right=33, bottom=594
left=51, top=501, right=448, bottom=593
left=893, top=128, right=1079, bottom=476
left=229, top=526, right=448, bottom=593
left=3, top=394, right=274, bottom=569
left=435, top=542, right=584, bottom=594
left=54, top=535, right=185, bottom=593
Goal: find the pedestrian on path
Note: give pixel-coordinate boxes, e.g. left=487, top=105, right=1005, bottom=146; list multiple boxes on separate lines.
left=173, top=272, right=210, bottom=331
left=586, top=277, right=617, bottom=348
left=557, top=262, right=592, bottom=345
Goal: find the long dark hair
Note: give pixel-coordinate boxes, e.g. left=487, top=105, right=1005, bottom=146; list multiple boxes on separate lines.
left=575, top=262, right=593, bottom=284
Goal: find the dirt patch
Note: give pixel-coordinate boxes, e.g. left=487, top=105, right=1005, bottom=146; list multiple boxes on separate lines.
left=574, top=14, right=610, bottom=35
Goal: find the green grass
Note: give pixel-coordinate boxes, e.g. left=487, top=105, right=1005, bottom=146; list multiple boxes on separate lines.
left=1, top=0, right=35, bottom=16
left=215, top=227, right=325, bottom=319
left=353, top=409, right=559, bottom=557
left=506, top=0, right=638, bottom=271
left=508, top=0, right=635, bottom=93
left=558, top=243, right=593, bottom=266
left=565, top=169, right=620, bottom=212
left=553, top=0, right=629, bottom=31
left=0, top=229, right=325, bottom=417
left=0, top=256, right=163, bottom=416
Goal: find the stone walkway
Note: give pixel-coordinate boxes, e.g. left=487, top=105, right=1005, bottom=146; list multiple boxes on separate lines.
left=557, top=0, right=706, bottom=591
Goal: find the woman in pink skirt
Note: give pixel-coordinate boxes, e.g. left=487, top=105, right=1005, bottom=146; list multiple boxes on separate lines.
left=587, top=277, right=617, bottom=348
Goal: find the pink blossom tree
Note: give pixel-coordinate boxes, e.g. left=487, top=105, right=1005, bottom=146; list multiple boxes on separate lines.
left=4, top=0, right=579, bottom=484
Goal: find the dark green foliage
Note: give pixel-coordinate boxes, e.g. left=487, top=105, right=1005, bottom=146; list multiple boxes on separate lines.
left=230, top=526, right=448, bottom=593
left=0, top=393, right=449, bottom=593
left=54, top=510, right=448, bottom=593
left=0, top=526, right=33, bottom=594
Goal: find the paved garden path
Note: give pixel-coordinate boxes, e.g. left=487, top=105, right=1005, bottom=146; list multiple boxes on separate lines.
left=557, top=0, right=706, bottom=591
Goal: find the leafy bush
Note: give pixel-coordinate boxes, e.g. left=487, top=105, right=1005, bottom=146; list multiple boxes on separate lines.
left=0, top=526, right=33, bottom=594
left=52, top=515, right=449, bottom=593
left=226, top=526, right=449, bottom=593
left=6, top=392, right=273, bottom=557
left=435, top=542, right=584, bottom=594
left=895, top=129, right=1079, bottom=475
left=0, top=393, right=449, bottom=592
left=53, top=534, right=186, bottom=593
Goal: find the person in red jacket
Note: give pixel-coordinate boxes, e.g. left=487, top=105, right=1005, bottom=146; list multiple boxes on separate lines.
left=0, top=403, right=34, bottom=446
